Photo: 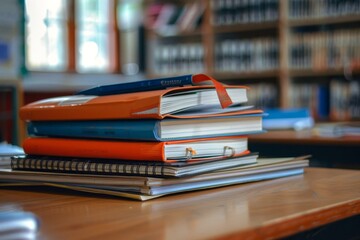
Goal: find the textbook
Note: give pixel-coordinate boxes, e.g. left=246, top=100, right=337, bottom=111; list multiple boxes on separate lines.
left=22, top=136, right=249, bottom=162
left=10, top=153, right=258, bottom=177
left=20, top=85, right=250, bottom=121
left=27, top=113, right=263, bottom=141
left=0, top=156, right=309, bottom=200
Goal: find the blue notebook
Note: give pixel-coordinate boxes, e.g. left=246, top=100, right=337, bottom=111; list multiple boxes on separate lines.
left=27, top=114, right=264, bottom=141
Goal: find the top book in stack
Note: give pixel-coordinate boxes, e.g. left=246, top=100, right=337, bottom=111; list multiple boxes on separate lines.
left=20, top=74, right=260, bottom=121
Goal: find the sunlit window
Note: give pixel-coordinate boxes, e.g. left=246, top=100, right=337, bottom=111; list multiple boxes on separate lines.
left=25, top=0, right=68, bottom=71
left=75, top=0, right=115, bottom=72
left=25, top=0, right=116, bottom=73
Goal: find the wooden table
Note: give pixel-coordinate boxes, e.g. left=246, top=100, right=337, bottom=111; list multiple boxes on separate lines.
left=1, top=168, right=359, bottom=239
left=249, top=130, right=360, bottom=146
left=249, top=130, right=360, bottom=169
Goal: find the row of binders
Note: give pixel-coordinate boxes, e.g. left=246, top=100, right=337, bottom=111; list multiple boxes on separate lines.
left=215, top=38, right=279, bottom=73
left=0, top=74, right=309, bottom=201
left=290, top=79, right=360, bottom=121
left=290, top=29, right=360, bottom=71
left=289, top=0, right=360, bottom=19
left=212, top=0, right=279, bottom=25
left=152, top=43, right=205, bottom=75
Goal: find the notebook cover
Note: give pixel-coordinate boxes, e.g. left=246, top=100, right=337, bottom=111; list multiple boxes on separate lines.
left=22, top=136, right=249, bottom=162
left=20, top=85, right=249, bottom=121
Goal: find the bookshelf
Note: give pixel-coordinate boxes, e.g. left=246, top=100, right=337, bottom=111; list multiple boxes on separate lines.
left=144, top=0, right=360, bottom=122
left=0, top=80, right=25, bottom=146
left=0, top=1, right=25, bottom=146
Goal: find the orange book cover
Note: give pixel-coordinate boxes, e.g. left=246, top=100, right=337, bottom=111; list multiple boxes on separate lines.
left=22, top=136, right=249, bottom=162
left=20, top=85, right=251, bottom=121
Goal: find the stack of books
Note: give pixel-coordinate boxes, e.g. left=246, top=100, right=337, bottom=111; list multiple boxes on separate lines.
left=0, top=74, right=309, bottom=201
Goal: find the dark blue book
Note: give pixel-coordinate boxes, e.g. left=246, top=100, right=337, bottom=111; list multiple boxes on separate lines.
left=27, top=113, right=264, bottom=141
left=316, top=85, right=330, bottom=120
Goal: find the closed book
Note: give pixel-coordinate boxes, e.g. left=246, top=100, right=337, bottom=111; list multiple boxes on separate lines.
left=27, top=112, right=263, bottom=141
left=11, top=153, right=258, bottom=177
left=22, top=136, right=249, bottom=162
left=20, top=85, right=250, bottom=121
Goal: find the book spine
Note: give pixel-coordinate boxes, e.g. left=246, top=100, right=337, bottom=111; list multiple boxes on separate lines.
left=22, top=138, right=165, bottom=161
left=11, top=157, right=166, bottom=176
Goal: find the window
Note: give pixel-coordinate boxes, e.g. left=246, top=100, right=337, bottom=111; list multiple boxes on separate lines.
left=75, top=0, right=117, bottom=72
left=25, top=0, right=68, bottom=71
left=24, top=0, right=137, bottom=74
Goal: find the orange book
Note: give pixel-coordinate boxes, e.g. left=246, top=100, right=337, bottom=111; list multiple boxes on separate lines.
left=23, top=136, right=249, bottom=162
left=20, top=85, right=250, bottom=121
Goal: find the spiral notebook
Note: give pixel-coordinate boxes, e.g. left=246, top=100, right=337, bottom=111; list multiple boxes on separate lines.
left=11, top=153, right=258, bottom=177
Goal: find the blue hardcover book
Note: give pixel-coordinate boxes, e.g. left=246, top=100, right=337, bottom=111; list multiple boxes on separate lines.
left=263, top=108, right=314, bottom=131
left=27, top=114, right=264, bottom=141
left=316, top=85, right=330, bottom=120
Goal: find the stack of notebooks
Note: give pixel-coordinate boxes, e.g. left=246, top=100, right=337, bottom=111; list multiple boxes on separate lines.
left=0, top=74, right=309, bottom=201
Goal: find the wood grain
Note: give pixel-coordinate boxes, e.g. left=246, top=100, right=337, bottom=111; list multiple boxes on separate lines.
left=0, top=168, right=359, bottom=239
left=249, top=130, right=360, bottom=146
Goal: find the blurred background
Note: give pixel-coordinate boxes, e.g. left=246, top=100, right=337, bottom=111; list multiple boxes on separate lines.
left=0, top=0, right=359, bottom=168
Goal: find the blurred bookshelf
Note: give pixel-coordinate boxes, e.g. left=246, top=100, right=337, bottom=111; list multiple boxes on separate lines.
left=0, top=80, right=25, bottom=146
left=144, top=0, right=360, bottom=122
left=0, top=0, right=25, bottom=146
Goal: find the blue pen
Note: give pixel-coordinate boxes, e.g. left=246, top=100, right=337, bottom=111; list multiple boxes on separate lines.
left=76, top=74, right=193, bottom=96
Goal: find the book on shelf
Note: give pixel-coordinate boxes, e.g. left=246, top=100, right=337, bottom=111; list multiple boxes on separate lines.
left=153, top=44, right=205, bottom=75
left=26, top=111, right=263, bottom=141
left=22, top=136, right=250, bottom=162
left=289, top=0, right=360, bottom=19
left=152, top=3, right=177, bottom=32
left=20, top=85, right=250, bottom=121
left=330, top=79, right=360, bottom=121
left=146, top=2, right=204, bottom=36
left=10, top=153, right=258, bottom=178
left=263, top=108, right=314, bottom=131
left=0, top=156, right=309, bottom=201
left=290, top=30, right=360, bottom=71
left=215, top=38, right=279, bottom=73
left=177, top=1, right=205, bottom=32
left=212, top=0, right=278, bottom=26
left=290, top=83, right=331, bottom=121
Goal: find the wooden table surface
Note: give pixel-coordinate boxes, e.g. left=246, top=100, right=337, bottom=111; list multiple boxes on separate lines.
left=1, top=168, right=359, bottom=240
left=249, top=130, right=360, bottom=146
